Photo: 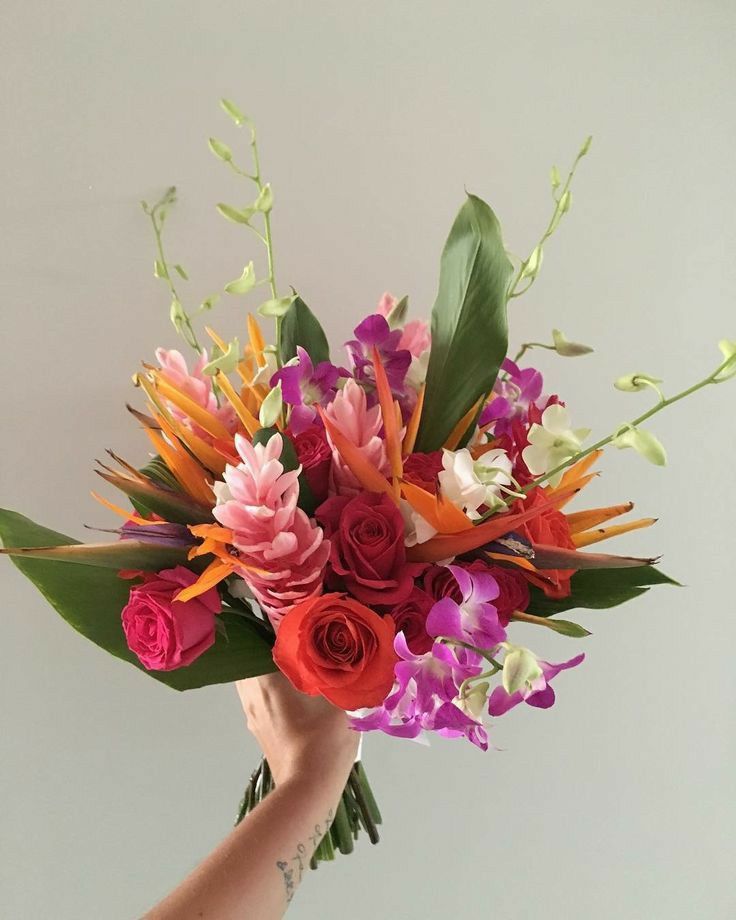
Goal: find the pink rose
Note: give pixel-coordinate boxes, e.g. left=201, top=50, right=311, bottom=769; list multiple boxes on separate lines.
left=316, top=491, right=424, bottom=604
left=121, top=566, right=220, bottom=671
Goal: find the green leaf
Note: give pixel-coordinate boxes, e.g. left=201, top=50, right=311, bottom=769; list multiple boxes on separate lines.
left=0, top=540, right=189, bottom=571
left=528, top=566, right=680, bottom=617
left=280, top=295, right=331, bottom=365
left=0, top=509, right=276, bottom=691
left=414, top=194, right=513, bottom=451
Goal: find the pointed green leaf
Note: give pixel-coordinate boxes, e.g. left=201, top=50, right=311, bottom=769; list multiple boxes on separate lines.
left=528, top=566, right=680, bottom=617
left=415, top=194, right=513, bottom=451
left=280, top=295, right=331, bottom=365
left=0, top=509, right=275, bottom=691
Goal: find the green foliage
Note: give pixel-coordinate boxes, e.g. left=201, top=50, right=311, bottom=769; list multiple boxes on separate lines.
left=415, top=194, right=513, bottom=452
left=528, top=566, right=680, bottom=617
left=280, top=295, right=331, bottom=365
left=0, top=509, right=275, bottom=691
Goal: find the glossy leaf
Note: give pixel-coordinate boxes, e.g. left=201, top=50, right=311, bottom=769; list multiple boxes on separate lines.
left=280, top=295, right=331, bottom=365
left=415, top=194, right=513, bottom=451
left=528, top=566, right=680, bottom=617
left=0, top=509, right=276, bottom=690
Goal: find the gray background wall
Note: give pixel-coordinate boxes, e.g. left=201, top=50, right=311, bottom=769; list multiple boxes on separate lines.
left=1, top=2, right=734, bottom=918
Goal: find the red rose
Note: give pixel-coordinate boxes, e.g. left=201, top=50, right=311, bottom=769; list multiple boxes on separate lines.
left=423, top=561, right=530, bottom=626
left=316, top=491, right=424, bottom=604
left=291, top=426, right=332, bottom=504
left=387, top=587, right=434, bottom=654
left=402, top=451, right=444, bottom=493
left=273, top=593, right=397, bottom=709
left=515, top=487, right=576, bottom=598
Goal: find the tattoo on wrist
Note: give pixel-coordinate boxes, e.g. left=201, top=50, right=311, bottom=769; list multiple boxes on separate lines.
left=276, top=808, right=334, bottom=904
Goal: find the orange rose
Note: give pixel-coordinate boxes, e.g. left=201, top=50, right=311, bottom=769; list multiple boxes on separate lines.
left=273, top=593, right=397, bottom=710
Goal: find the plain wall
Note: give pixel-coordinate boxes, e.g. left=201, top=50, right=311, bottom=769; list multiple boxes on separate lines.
left=1, top=2, right=734, bottom=918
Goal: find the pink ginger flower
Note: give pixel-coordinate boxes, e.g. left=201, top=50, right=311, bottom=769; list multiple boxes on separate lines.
left=376, top=292, right=430, bottom=358
left=213, top=434, right=330, bottom=627
left=323, top=379, right=390, bottom=495
left=156, top=347, right=238, bottom=443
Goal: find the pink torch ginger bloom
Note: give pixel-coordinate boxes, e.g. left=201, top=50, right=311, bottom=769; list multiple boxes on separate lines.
left=323, top=378, right=389, bottom=495
left=156, top=347, right=238, bottom=442
left=213, top=434, right=330, bottom=627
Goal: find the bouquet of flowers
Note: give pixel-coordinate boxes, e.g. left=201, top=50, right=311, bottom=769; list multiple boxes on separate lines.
left=2, top=101, right=734, bottom=865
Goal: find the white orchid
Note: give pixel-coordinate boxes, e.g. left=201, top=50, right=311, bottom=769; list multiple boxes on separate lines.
left=438, top=446, right=513, bottom=519
left=399, top=499, right=437, bottom=547
left=522, top=404, right=590, bottom=486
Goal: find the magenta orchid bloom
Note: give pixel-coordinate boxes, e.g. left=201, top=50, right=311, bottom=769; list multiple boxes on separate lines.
left=345, top=314, right=412, bottom=396
left=350, top=632, right=489, bottom=749
left=271, top=346, right=346, bottom=434
left=481, top=358, right=545, bottom=436
left=487, top=652, right=585, bottom=716
left=426, top=565, right=507, bottom=650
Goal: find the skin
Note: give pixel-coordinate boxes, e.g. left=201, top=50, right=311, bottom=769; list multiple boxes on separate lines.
left=144, top=673, right=359, bottom=920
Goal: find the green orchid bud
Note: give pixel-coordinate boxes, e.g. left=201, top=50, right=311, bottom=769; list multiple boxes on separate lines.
left=220, top=98, right=248, bottom=126
left=217, top=203, right=255, bottom=225
left=387, top=295, right=409, bottom=329
left=259, top=383, right=283, bottom=429
left=254, top=183, right=273, bottom=213
left=173, top=264, right=189, bottom=280
left=519, top=245, right=543, bottom=282
left=552, top=329, right=593, bottom=357
left=224, top=262, right=256, bottom=296
left=713, top=339, right=736, bottom=382
left=460, top=681, right=490, bottom=720
left=208, top=137, right=233, bottom=162
left=501, top=644, right=542, bottom=696
left=154, top=260, right=168, bottom=280
left=549, top=165, right=561, bottom=190
left=559, top=189, right=572, bottom=213
left=579, top=135, right=593, bottom=157
left=259, top=295, right=296, bottom=318
left=614, top=373, right=663, bottom=393
left=169, top=298, right=186, bottom=331
left=613, top=426, right=667, bottom=466
left=202, top=338, right=241, bottom=376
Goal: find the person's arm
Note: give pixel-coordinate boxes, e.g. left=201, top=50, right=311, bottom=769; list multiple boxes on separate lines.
left=144, top=672, right=359, bottom=920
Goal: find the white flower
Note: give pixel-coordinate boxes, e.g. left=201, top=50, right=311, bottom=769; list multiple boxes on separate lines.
left=522, top=404, right=590, bottom=486
left=438, top=446, right=513, bottom=519
left=399, top=499, right=437, bottom=547
left=250, top=347, right=279, bottom=387
left=406, top=350, right=430, bottom=390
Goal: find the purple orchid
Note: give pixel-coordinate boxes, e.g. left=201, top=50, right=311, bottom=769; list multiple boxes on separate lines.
left=350, top=632, right=489, bottom=750
left=426, top=564, right=507, bottom=650
left=271, top=346, right=346, bottom=434
left=487, top=651, right=585, bottom=716
left=345, top=314, right=412, bottom=397
left=481, top=358, right=545, bottom=437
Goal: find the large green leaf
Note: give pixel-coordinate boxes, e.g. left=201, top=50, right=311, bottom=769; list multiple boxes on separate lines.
left=528, top=566, right=681, bottom=617
left=280, top=294, right=331, bottom=365
left=415, top=194, right=513, bottom=452
left=0, top=509, right=276, bottom=690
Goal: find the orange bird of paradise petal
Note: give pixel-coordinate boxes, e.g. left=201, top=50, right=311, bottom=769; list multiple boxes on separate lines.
left=566, top=502, right=634, bottom=534
left=400, top=479, right=472, bottom=534
left=371, top=346, right=403, bottom=495
left=402, top=384, right=425, bottom=457
left=443, top=396, right=486, bottom=452
left=572, top=517, right=658, bottom=548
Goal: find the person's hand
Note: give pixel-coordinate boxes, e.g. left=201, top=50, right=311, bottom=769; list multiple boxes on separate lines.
left=236, top=672, right=360, bottom=786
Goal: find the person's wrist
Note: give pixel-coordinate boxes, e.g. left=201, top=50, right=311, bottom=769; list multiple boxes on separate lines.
left=273, top=732, right=359, bottom=787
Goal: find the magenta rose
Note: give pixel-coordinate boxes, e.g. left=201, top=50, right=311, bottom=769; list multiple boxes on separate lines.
left=387, top=586, right=434, bottom=654
left=121, top=566, right=221, bottom=671
left=423, top=560, right=530, bottom=626
left=291, top=426, right=332, bottom=503
left=316, top=491, right=424, bottom=604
